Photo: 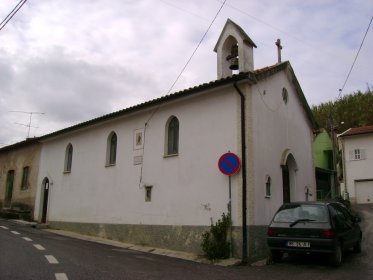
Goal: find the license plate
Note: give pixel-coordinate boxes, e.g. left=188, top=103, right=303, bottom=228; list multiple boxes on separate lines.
left=287, top=241, right=310, bottom=248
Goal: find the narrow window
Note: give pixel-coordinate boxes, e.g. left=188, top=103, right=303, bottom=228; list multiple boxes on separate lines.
left=106, top=132, right=117, bottom=166
left=265, top=176, right=271, bottom=198
left=166, top=116, right=179, bottom=155
left=354, top=149, right=361, bottom=160
left=145, top=186, right=153, bottom=202
left=64, top=144, right=73, bottom=172
left=21, top=166, right=30, bottom=190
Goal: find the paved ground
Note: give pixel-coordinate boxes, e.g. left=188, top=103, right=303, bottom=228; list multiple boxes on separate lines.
left=1, top=203, right=372, bottom=280
left=9, top=219, right=242, bottom=266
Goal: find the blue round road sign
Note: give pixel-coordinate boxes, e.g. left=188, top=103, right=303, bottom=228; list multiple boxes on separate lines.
left=218, top=152, right=241, bottom=176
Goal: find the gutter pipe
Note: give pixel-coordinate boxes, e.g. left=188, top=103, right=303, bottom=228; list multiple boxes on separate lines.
left=233, top=81, right=248, bottom=263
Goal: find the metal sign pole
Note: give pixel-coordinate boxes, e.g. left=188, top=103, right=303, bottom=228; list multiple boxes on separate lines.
left=218, top=151, right=240, bottom=258
left=229, top=175, right=233, bottom=257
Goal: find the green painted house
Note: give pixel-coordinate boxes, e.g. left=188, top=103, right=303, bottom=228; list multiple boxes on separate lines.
left=313, top=129, right=337, bottom=199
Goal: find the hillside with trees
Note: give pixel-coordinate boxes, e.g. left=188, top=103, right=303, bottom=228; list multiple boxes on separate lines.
left=311, top=88, right=373, bottom=134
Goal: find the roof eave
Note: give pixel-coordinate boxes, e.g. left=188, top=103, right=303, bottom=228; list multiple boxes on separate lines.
left=38, top=73, right=256, bottom=142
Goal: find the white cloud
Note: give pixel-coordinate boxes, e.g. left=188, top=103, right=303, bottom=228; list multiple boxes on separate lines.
left=0, top=0, right=372, bottom=145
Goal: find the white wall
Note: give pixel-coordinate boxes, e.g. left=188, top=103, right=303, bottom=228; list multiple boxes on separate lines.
left=250, top=71, right=315, bottom=225
left=35, top=87, right=243, bottom=226
left=342, top=134, right=373, bottom=200
left=34, top=72, right=316, bottom=229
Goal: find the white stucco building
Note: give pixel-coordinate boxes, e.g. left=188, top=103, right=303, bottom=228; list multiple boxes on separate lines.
left=33, top=19, right=317, bottom=260
left=339, top=125, right=373, bottom=204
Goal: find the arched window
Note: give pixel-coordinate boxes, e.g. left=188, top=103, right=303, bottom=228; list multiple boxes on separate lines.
left=165, top=116, right=179, bottom=156
left=64, top=143, right=73, bottom=172
left=106, top=132, right=117, bottom=166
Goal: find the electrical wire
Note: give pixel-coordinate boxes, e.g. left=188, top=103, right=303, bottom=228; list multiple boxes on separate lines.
left=139, top=0, right=227, bottom=187
left=166, top=0, right=227, bottom=95
left=144, top=0, right=227, bottom=126
left=338, top=16, right=372, bottom=99
left=0, top=0, right=28, bottom=32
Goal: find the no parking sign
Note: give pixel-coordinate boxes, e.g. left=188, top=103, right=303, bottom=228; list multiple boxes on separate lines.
left=218, top=152, right=241, bottom=176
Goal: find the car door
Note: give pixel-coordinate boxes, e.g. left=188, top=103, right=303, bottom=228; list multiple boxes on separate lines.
left=329, top=204, right=358, bottom=249
left=338, top=204, right=361, bottom=246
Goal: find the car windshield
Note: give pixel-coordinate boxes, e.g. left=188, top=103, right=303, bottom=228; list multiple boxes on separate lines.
left=273, top=204, right=329, bottom=223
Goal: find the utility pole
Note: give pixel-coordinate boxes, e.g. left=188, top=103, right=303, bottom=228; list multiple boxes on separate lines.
left=328, top=112, right=340, bottom=198
left=9, top=111, right=45, bottom=138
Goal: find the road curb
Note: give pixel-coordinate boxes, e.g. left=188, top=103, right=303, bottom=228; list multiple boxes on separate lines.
left=43, top=228, right=241, bottom=266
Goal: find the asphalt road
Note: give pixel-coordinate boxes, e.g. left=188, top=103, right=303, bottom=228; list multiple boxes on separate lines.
left=1, top=204, right=372, bottom=280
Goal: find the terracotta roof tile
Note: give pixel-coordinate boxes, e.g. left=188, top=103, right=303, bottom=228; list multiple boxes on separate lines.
left=339, top=125, right=373, bottom=137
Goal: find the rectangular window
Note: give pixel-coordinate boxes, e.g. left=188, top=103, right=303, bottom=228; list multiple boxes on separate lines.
left=349, top=149, right=366, bottom=161
left=265, top=176, right=271, bottom=198
left=21, top=166, right=30, bottom=190
left=145, top=186, right=152, bottom=202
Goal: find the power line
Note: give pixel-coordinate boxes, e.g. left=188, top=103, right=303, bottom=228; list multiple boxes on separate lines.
left=139, top=1, right=227, bottom=187
left=0, top=0, right=28, bottom=32
left=144, top=0, right=227, bottom=126
left=166, top=0, right=227, bottom=95
left=0, top=0, right=25, bottom=27
left=160, top=0, right=210, bottom=22
left=338, top=15, right=373, bottom=99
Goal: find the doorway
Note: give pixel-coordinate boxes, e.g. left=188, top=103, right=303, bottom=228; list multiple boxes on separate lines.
left=41, top=178, right=49, bottom=223
left=282, top=166, right=290, bottom=203
left=281, top=152, right=298, bottom=203
left=4, top=170, right=15, bottom=208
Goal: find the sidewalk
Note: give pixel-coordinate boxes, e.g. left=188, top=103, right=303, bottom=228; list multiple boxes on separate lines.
left=10, top=219, right=245, bottom=267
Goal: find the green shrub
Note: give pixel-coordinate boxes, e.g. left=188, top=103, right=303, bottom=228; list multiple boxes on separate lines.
left=201, top=213, right=231, bottom=260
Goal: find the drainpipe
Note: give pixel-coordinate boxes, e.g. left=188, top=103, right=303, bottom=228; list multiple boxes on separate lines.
left=233, top=82, right=248, bottom=263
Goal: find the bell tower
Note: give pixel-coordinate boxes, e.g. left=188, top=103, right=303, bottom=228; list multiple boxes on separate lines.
left=214, top=19, right=257, bottom=79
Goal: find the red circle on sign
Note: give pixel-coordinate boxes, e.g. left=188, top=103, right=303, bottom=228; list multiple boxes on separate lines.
left=218, top=152, right=241, bottom=176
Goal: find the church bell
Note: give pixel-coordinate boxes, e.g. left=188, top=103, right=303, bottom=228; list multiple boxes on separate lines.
left=229, top=57, right=239, bottom=70
left=226, top=44, right=239, bottom=70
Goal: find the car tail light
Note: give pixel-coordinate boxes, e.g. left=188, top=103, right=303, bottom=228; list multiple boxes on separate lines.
left=267, top=228, right=277, bottom=237
left=321, top=230, right=336, bottom=238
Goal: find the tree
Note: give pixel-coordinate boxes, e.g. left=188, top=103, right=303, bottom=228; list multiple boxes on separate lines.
left=312, top=89, right=373, bottom=134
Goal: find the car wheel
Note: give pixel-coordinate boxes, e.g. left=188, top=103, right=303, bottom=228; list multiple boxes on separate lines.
left=353, top=238, right=362, bottom=253
left=330, top=243, right=342, bottom=266
left=271, top=250, right=283, bottom=262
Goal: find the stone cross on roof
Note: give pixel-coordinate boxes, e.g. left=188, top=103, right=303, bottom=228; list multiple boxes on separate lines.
left=275, top=39, right=283, bottom=63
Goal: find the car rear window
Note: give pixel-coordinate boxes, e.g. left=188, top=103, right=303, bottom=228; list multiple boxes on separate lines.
left=273, top=204, right=329, bottom=223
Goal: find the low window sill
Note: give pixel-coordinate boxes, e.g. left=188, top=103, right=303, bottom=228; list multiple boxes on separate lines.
left=164, top=153, right=178, bottom=158
left=265, top=195, right=271, bottom=199
left=105, top=163, right=116, bottom=168
left=63, top=170, right=71, bottom=174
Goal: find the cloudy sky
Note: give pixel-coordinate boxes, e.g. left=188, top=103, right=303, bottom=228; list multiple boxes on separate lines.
left=0, top=0, right=372, bottom=146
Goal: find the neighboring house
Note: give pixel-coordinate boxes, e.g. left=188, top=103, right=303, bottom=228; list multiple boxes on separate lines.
left=0, top=138, right=41, bottom=219
left=33, top=19, right=317, bottom=260
left=339, top=125, right=373, bottom=204
left=312, top=129, right=337, bottom=199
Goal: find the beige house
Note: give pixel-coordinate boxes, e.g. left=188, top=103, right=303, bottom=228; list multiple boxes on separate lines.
left=339, top=125, right=373, bottom=204
left=0, top=138, right=41, bottom=219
